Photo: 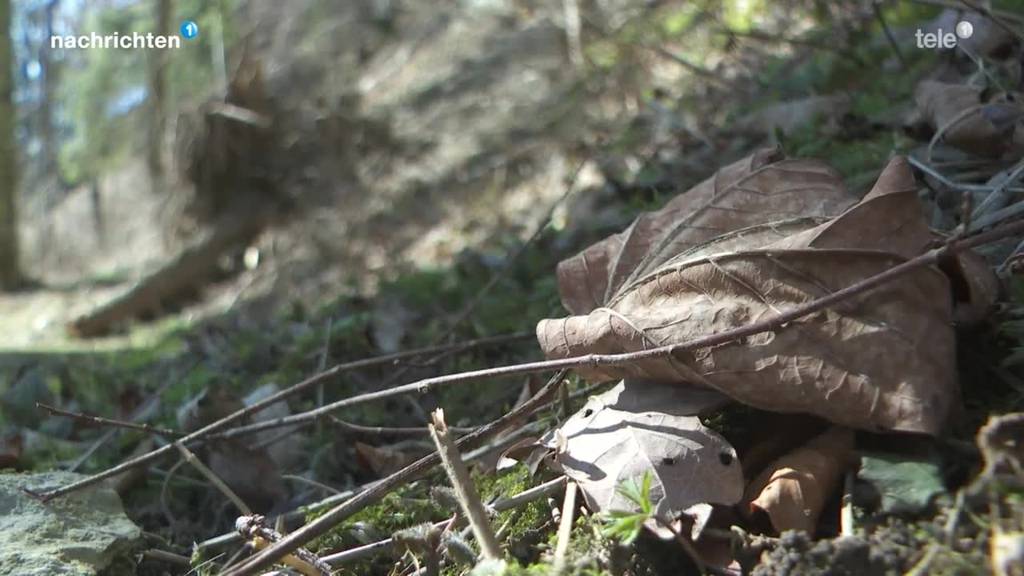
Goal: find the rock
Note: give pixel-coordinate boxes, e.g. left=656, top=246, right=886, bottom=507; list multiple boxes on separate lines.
left=0, top=471, right=141, bottom=575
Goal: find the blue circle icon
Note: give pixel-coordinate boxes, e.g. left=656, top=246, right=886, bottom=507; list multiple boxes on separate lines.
left=180, top=20, right=199, bottom=40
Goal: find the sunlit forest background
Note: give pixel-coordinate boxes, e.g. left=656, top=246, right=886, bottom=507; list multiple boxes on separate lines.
left=4, top=0, right=974, bottom=348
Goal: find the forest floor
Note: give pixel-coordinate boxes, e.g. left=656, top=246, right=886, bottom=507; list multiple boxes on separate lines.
left=2, top=1, right=1024, bottom=576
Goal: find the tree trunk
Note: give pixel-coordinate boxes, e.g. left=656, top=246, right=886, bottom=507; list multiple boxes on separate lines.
left=146, top=0, right=171, bottom=186
left=0, top=0, right=21, bottom=290
left=38, top=0, right=60, bottom=177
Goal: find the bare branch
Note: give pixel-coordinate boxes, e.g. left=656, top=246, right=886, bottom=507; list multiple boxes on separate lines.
left=37, top=402, right=182, bottom=438
left=30, top=331, right=530, bottom=502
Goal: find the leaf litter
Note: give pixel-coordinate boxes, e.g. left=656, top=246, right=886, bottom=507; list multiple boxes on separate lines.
left=533, top=138, right=1014, bottom=571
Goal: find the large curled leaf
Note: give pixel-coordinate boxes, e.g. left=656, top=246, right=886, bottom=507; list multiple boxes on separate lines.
left=539, top=155, right=959, bottom=435
left=542, top=380, right=742, bottom=516
left=556, top=147, right=855, bottom=315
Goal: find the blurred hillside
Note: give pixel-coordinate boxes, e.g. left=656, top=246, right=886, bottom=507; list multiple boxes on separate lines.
left=2, top=0, right=864, bottom=348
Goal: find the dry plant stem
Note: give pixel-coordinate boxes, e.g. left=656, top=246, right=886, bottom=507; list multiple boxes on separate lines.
left=872, top=1, right=906, bottom=69
left=217, top=217, right=1024, bottom=442
left=142, top=549, right=192, bottom=567
left=971, top=159, right=1024, bottom=218
left=330, top=416, right=474, bottom=437
left=37, top=402, right=183, bottom=438
left=222, top=370, right=567, bottom=576
left=491, top=476, right=567, bottom=512
left=429, top=409, right=503, bottom=561
left=552, top=481, right=578, bottom=574
left=841, top=470, right=855, bottom=537
left=173, top=442, right=253, bottom=516
left=31, top=331, right=530, bottom=502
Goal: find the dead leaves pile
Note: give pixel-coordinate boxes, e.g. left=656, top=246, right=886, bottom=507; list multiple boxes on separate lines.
left=531, top=148, right=998, bottom=539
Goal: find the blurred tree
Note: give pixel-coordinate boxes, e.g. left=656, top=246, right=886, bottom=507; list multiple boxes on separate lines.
left=38, top=0, right=60, bottom=178
left=146, top=0, right=170, bottom=185
left=0, top=0, right=22, bottom=289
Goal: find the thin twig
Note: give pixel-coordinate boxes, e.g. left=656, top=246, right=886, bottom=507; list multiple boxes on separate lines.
left=315, top=316, right=333, bottom=436
left=222, top=370, right=568, bottom=576
left=716, top=27, right=865, bottom=65
left=647, top=46, right=729, bottom=88
left=429, top=409, right=502, bottom=561
left=37, top=403, right=183, bottom=438
left=969, top=199, right=1024, bottom=232
left=30, top=331, right=530, bottom=501
left=490, top=477, right=567, bottom=513
left=972, top=159, right=1024, bottom=219
left=872, top=1, right=906, bottom=70
left=330, top=416, right=475, bottom=437
left=552, top=481, right=578, bottom=574
left=173, top=442, right=252, bottom=516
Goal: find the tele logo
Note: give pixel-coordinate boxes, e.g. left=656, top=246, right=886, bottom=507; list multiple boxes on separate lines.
left=915, top=21, right=973, bottom=49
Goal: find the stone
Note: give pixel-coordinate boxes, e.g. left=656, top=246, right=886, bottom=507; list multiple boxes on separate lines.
left=0, top=471, right=141, bottom=575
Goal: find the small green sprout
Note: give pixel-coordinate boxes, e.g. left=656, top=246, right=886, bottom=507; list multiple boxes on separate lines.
left=600, top=472, right=655, bottom=545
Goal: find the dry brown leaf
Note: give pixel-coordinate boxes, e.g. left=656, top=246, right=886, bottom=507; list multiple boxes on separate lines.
left=915, top=81, right=1023, bottom=158
left=744, top=426, right=855, bottom=534
left=538, top=156, right=958, bottom=434
left=555, top=147, right=854, bottom=315
left=542, top=380, right=742, bottom=516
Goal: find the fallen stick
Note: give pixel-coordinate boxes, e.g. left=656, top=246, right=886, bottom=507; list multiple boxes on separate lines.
left=552, top=481, right=578, bottom=575
left=429, top=409, right=502, bottom=561
left=222, top=370, right=568, bottom=576
left=222, top=217, right=1024, bottom=576
left=30, top=331, right=531, bottom=502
